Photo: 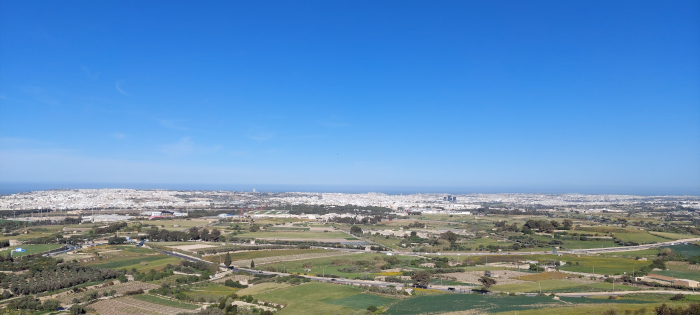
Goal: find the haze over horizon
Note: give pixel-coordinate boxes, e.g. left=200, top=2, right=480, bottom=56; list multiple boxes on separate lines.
left=1, top=1, right=699, bottom=195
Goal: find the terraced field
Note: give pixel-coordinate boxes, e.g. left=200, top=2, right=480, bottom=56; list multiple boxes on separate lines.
left=232, top=250, right=355, bottom=268
left=52, top=281, right=159, bottom=304
left=92, top=296, right=198, bottom=315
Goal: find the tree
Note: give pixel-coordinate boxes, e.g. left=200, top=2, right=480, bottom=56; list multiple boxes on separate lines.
left=412, top=271, right=430, bottom=287
left=439, top=231, right=458, bottom=244
left=350, top=226, right=363, bottom=236
left=562, top=219, right=573, bottom=229
left=210, top=229, right=221, bottom=242
left=250, top=260, right=255, bottom=268
left=478, top=276, right=497, bottom=289
left=224, top=253, right=232, bottom=268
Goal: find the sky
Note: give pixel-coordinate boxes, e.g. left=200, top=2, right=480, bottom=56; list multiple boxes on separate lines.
left=1, top=1, right=699, bottom=195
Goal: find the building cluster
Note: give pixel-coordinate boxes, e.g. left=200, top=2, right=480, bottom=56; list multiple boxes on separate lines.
left=0, top=189, right=698, bottom=211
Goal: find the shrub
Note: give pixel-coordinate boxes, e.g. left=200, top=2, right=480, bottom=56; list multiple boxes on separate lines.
left=367, top=305, right=378, bottom=312
left=670, top=294, right=684, bottom=301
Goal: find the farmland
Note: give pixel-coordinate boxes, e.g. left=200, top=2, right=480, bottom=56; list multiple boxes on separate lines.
left=91, top=296, right=199, bottom=315
left=256, top=282, right=388, bottom=315
left=233, top=231, right=353, bottom=240
left=202, top=248, right=333, bottom=263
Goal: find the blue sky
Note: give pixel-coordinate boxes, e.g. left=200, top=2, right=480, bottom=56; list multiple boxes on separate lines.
left=1, top=1, right=699, bottom=195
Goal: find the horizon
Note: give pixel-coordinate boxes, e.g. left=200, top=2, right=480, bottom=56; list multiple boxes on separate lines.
left=1, top=182, right=698, bottom=197
left=2, top=1, right=699, bottom=195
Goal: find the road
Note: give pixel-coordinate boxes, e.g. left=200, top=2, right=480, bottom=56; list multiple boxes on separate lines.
left=153, top=238, right=700, bottom=295
left=401, top=237, right=700, bottom=256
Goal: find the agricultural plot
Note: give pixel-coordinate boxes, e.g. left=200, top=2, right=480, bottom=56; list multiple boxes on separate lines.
left=259, top=253, right=413, bottom=278
left=531, top=254, right=651, bottom=275
left=149, top=219, right=212, bottom=231
left=255, top=282, right=371, bottom=315
left=202, top=248, right=333, bottom=263
left=53, top=281, right=159, bottom=304
left=491, top=279, right=639, bottom=293
left=663, top=244, right=700, bottom=258
left=236, top=282, right=290, bottom=295
left=91, top=296, right=198, bottom=315
left=384, top=294, right=568, bottom=315
left=132, top=294, right=199, bottom=309
left=185, top=283, right=241, bottom=301
left=614, top=232, right=667, bottom=244
left=651, top=262, right=700, bottom=281
left=649, top=231, right=694, bottom=240
left=234, top=231, right=354, bottom=242
left=325, top=294, right=395, bottom=309
left=232, top=250, right=355, bottom=268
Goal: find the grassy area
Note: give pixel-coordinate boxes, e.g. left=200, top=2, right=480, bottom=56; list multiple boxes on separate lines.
left=614, top=232, right=667, bottom=244
left=492, top=279, right=639, bottom=293
left=92, top=254, right=175, bottom=269
left=202, top=248, right=332, bottom=263
left=325, top=293, right=395, bottom=309
left=186, top=283, right=241, bottom=301
left=385, top=294, right=567, bottom=315
left=121, top=257, right=182, bottom=272
left=663, top=244, right=700, bottom=258
left=132, top=294, right=199, bottom=309
left=237, top=282, right=290, bottom=295
left=234, top=231, right=350, bottom=239
left=649, top=231, right=694, bottom=240
left=4, top=244, right=63, bottom=257
left=256, top=282, right=368, bottom=315
left=492, top=300, right=688, bottom=315
left=260, top=253, right=414, bottom=279
left=543, top=254, right=651, bottom=275
left=144, top=219, right=212, bottom=231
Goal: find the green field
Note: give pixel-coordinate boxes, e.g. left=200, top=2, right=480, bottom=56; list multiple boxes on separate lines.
left=256, top=282, right=374, bottom=315
left=260, top=253, right=414, bottom=278
left=186, top=283, right=241, bottom=301
left=546, top=254, right=651, bottom=275
left=236, top=282, right=291, bottom=295
left=234, top=231, right=350, bottom=239
left=663, top=244, right=700, bottom=258
left=132, top=294, right=199, bottom=309
left=93, top=254, right=176, bottom=269
left=385, top=294, right=658, bottom=315
left=492, top=279, right=639, bottom=293
left=649, top=231, right=694, bottom=240
left=203, top=248, right=332, bottom=263
left=651, top=263, right=700, bottom=281
left=144, top=219, right=212, bottom=231
left=614, top=232, right=666, bottom=244
left=122, top=257, right=182, bottom=272
left=325, top=293, right=395, bottom=309
left=385, top=294, right=566, bottom=314
left=5, top=244, right=63, bottom=257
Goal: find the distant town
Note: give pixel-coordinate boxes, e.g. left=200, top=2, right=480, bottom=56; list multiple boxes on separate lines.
left=2, top=189, right=699, bottom=212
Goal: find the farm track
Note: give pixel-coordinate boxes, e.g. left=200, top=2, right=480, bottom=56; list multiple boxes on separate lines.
left=92, top=296, right=198, bottom=315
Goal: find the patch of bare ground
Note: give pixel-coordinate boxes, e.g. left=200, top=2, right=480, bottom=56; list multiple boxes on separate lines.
left=212, top=274, right=254, bottom=284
